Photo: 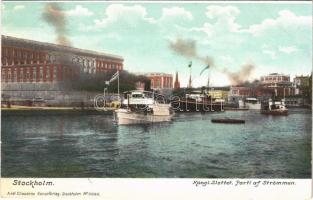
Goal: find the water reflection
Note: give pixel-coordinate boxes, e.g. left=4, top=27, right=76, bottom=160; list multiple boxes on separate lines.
left=1, top=108, right=312, bottom=178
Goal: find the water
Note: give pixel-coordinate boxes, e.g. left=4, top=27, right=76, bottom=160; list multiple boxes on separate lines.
left=1, top=108, right=311, bottom=178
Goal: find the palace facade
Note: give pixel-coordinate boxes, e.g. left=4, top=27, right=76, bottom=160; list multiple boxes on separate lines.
left=1, top=35, right=124, bottom=103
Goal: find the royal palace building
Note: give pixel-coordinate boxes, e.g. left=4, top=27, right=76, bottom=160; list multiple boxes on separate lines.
left=1, top=35, right=124, bottom=103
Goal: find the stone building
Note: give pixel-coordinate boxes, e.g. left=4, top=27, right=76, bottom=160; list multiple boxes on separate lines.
left=1, top=35, right=124, bottom=104
left=260, top=73, right=295, bottom=97
left=145, top=72, right=173, bottom=90
left=293, top=75, right=310, bottom=95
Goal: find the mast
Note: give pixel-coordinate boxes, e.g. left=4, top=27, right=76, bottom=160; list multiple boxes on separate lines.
left=118, top=71, right=120, bottom=101
left=188, top=61, right=192, bottom=88
left=207, top=69, right=210, bottom=88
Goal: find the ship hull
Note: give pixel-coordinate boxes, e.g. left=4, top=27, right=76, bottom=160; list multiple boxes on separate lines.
left=261, top=109, right=288, bottom=116
left=245, top=103, right=261, bottom=110
left=115, top=109, right=173, bottom=125
left=171, top=100, right=224, bottom=112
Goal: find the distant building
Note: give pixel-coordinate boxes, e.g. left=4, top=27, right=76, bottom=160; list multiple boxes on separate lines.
left=145, top=72, right=173, bottom=91
left=228, top=85, right=274, bottom=104
left=284, top=96, right=306, bottom=107
left=228, top=86, right=251, bottom=103
left=229, top=86, right=251, bottom=97
left=208, top=89, right=229, bottom=102
left=260, top=73, right=290, bottom=84
left=174, top=72, right=180, bottom=89
left=293, top=75, right=310, bottom=95
left=260, top=73, right=295, bottom=97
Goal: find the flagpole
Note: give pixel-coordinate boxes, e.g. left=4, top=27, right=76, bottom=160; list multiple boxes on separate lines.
left=117, top=71, right=120, bottom=101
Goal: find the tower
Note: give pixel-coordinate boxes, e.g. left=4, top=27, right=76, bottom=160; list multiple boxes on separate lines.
left=188, top=74, right=192, bottom=88
left=174, top=71, right=180, bottom=89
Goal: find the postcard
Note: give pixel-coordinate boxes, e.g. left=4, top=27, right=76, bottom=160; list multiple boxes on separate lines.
left=1, top=1, right=312, bottom=199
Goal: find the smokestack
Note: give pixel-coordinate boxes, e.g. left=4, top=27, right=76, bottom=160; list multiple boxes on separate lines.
left=42, top=3, right=71, bottom=46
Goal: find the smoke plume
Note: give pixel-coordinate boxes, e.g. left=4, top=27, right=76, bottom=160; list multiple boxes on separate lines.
left=42, top=3, right=71, bottom=46
left=223, top=63, right=255, bottom=85
left=169, top=38, right=213, bottom=66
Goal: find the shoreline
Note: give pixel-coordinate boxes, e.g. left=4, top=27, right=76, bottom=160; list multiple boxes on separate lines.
left=1, top=106, right=114, bottom=116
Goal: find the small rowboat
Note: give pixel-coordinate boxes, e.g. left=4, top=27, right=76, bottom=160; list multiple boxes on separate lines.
left=211, top=119, right=245, bottom=124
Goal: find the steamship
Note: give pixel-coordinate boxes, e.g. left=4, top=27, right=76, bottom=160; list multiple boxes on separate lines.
left=171, top=93, right=224, bottom=112
left=261, top=98, right=288, bottom=115
left=115, top=91, right=174, bottom=125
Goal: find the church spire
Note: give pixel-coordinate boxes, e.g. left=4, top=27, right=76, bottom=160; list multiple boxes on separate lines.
left=174, top=71, right=180, bottom=89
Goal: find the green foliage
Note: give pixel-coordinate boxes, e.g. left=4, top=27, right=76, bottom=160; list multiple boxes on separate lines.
left=70, top=70, right=151, bottom=93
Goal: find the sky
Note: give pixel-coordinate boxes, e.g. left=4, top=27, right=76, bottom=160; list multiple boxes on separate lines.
left=2, top=2, right=312, bottom=87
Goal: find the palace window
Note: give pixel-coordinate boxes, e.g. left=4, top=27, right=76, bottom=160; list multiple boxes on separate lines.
left=7, top=69, right=11, bottom=82
left=46, top=67, right=50, bottom=80
left=8, top=49, right=12, bottom=57
left=2, top=72, right=5, bottom=80
left=17, top=50, right=21, bottom=58
left=22, top=51, right=27, bottom=59
left=39, top=67, right=43, bottom=80
left=157, top=79, right=161, bottom=88
left=26, top=69, right=30, bottom=81
left=19, top=70, right=23, bottom=80
left=33, top=68, right=37, bottom=80
left=13, top=69, right=17, bottom=82
left=54, top=67, right=58, bottom=80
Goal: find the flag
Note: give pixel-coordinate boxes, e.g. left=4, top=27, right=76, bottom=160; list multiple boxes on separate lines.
left=200, top=64, right=210, bottom=75
left=109, top=71, right=119, bottom=83
left=188, top=61, right=192, bottom=68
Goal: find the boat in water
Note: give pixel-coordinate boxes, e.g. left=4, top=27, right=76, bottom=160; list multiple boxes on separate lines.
left=245, top=97, right=261, bottom=110
left=171, top=93, right=224, bottom=112
left=261, top=98, right=288, bottom=115
left=115, top=91, right=174, bottom=125
left=211, top=118, right=245, bottom=124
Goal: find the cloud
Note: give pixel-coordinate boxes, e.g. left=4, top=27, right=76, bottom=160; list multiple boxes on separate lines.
left=219, top=55, right=234, bottom=66
left=195, top=7, right=311, bottom=40
left=94, top=4, right=156, bottom=28
left=193, top=5, right=242, bottom=38
left=206, top=5, right=241, bottom=32
left=66, top=5, right=93, bottom=16
left=262, top=50, right=277, bottom=59
left=13, top=5, right=25, bottom=11
left=161, top=7, right=193, bottom=21
left=206, top=5, right=240, bottom=19
left=244, top=10, right=311, bottom=36
left=279, top=46, right=298, bottom=54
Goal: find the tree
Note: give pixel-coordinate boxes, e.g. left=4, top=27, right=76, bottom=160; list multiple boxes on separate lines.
left=70, top=70, right=151, bottom=93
